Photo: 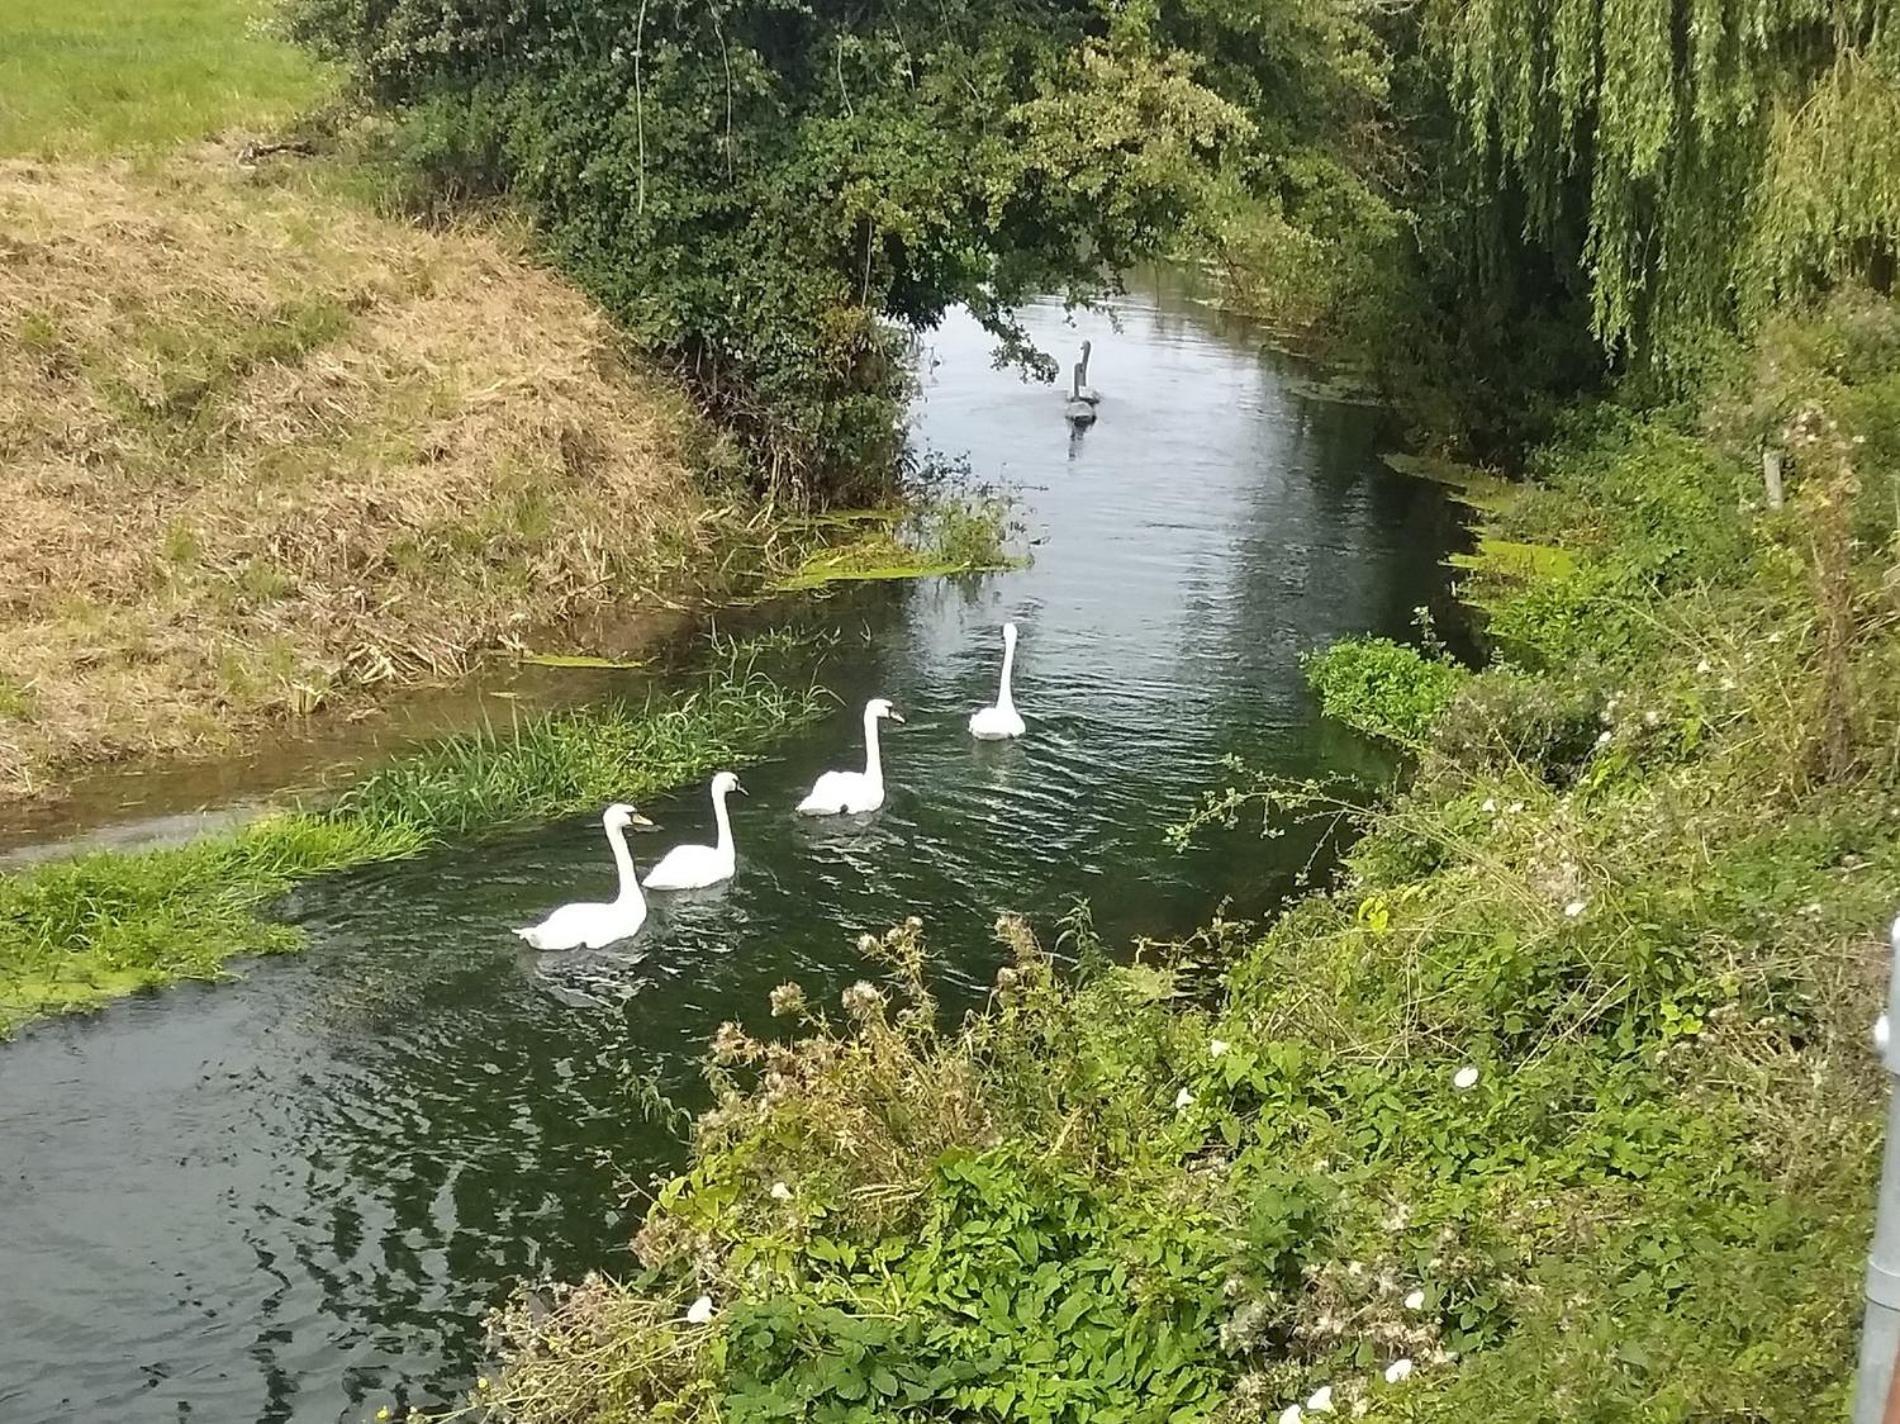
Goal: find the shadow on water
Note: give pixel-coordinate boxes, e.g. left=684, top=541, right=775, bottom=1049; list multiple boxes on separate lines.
left=0, top=283, right=1465, bottom=1422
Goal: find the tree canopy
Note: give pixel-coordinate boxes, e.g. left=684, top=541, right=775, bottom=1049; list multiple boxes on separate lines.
left=1432, top=0, right=1900, bottom=362
left=290, top=0, right=1389, bottom=493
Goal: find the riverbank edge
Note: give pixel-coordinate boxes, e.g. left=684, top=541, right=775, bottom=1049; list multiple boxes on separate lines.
left=0, top=646, right=828, bottom=1038
left=478, top=359, right=1894, bottom=1420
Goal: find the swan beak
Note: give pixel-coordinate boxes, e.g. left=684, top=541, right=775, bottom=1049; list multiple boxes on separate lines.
left=889, top=710, right=906, bottom=724
left=630, top=812, right=655, bottom=828
left=734, top=781, right=750, bottom=797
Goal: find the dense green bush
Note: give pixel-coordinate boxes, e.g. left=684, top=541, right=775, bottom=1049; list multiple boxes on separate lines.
left=289, top=0, right=1398, bottom=496
left=1302, top=637, right=1466, bottom=748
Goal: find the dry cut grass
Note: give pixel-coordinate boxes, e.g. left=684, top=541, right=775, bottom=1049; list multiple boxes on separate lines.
left=0, top=156, right=710, bottom=799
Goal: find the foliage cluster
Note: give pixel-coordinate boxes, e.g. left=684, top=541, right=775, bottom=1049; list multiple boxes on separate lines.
left=0, top=649, right=824, bottom=1036
left=488, top=916, right=1239, bottom=1423
left=1431, top=0, right=1900, bottom=363
left=286, top=0, right=1392, bottom=496
left=482, top=298, right=1900, bottom=1422
left=1301, top=638, right=1465, bottom=749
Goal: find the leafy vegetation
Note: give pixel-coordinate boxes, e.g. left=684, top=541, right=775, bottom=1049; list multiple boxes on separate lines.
left=287, top=0, right=1390, bottom=496
left=769, top=488, right=1018, bottom=592
left=1302, top=638, right=1465, bottom=749
left=477, top=295, right=1898, bottom=1422
left=1432, top=0, right=1900, bottom=363
left=0, top=653, right=825, bottom=1036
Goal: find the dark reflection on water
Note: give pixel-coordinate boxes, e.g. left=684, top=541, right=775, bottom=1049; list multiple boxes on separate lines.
left=0, top=282, right=1464, bottom=1422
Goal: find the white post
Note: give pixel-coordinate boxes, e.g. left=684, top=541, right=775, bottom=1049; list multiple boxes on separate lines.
left=1852, top=914, right=1900, bottom=1423
left=1762, top=447, right=1785, bottom=511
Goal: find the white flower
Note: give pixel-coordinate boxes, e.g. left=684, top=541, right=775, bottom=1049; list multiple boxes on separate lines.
left=1721, top=676, right=1737, bottom=691
left=1507, top=801, right=1525, bottom=814
left=1175, top=1087, right=1195, bottom=1111
left=686, top=1294, right=715, bottom=1325
left=1768, top=630, right=1784, bottom=643
left=1210, top=1039, right=1230, bottom=1058
left=1403, top=1288, right=1426, bottom=1311
left=1480, top=797, right=1497, bottom=813
left=1643, top=709, right=1660, bottom=726
left=1279, top=1406, right=1304, bottom=1424
left=1384, top=1358, right=1414, bottom=1384
left=1696, top=659, right=1711, bottom=674
left=1306, top=1385, right=1335, bottom=1413
left=1594, top=730, right=1612, bottom=748
left=1453, top=1065, right=1480, bottom=1091
left=770, top=1181, right=793, bottom=1201
left=1563, top=899, right=1587, bottom=918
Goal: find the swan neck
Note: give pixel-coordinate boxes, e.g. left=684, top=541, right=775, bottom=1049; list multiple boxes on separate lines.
left=1080, top=344, right=1091, bottom=383
left=997, top=636, right=1017, bottom=711
left=711, top=782, right=734, bottom=856
left=606, top=818, right=643, bottom=907
left=1071, top=362, right=1082, bottom=399
left=863, top=708, right=884, bottom=784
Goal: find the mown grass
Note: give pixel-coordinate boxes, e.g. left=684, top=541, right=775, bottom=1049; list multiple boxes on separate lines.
left=0, top=0, right=328, bottom=157
left=478, top=295, right=1900, bottom=1423
left=0, top=658, right=826, bottom=1037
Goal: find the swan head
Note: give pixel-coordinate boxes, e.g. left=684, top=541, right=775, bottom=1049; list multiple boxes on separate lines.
left=604, top=802, right=654, bottom=831
left=1081, top=339, right=1092, bottom=360
left=711, top=770, right=747, bottom=797
left=865, top=697, right=904, bottom=725
left=1002, top=620, right=1018, bottom=644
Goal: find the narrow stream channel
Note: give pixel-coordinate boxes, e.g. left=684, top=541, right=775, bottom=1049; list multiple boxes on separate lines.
left=0, top=278, right=1464, bottom=1423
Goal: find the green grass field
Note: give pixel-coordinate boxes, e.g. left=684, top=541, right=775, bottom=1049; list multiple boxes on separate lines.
left=0, top=0, right=327, bottom=156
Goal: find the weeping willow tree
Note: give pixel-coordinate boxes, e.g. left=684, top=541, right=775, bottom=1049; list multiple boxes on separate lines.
left=1433, top=0, right=1900, bottom=363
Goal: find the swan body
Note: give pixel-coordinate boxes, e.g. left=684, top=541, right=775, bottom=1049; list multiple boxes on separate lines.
left=797, top=698, right=903, bottom=815
left=1065, top=356, right=1097, bottom=426
left=969, top=622, right=1025, bottom=740
left=515, top=803, right=654, bottom=950
left=644, top=771, right=746, bottom=890
left=1074, top=339, right=1102, bottom=405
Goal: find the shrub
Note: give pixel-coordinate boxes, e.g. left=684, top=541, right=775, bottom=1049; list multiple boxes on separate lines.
left=1303, top=638, right=1466, bottom=748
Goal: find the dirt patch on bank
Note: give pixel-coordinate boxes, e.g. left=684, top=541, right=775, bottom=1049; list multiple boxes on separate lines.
left=0, top=158, right=716, bottom=800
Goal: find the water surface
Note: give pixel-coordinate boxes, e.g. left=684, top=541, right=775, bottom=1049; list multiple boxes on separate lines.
left=0, top=281, right=1463, bottom=1422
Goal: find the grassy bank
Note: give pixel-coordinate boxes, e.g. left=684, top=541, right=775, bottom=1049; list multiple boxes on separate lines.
left=478, top=300, right=1898, bottom=1421
left=0, top=154, right=732, bottom=800
left=0, top=655, right=825, bottom=1037
left=0, top=0, right=328, bottom=157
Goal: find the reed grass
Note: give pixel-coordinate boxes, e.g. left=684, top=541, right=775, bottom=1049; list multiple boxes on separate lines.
left=0, top=659, right=826, bottom=1036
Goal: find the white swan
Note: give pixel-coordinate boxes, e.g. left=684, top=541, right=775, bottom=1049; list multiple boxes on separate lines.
left=643, top=771, right=746, bottom=890
left=1075, top=340, right=1102, bottom=404
left=969, top=621, right=1025, bottom=739
left=1065, top=356, right=1097, bottom=426
left=514, top=802, right=654, bottom=950
left=796, top=698, right=903, bottom=815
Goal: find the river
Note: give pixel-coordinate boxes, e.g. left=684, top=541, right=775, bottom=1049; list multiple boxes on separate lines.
left=0, top=276, right=1463, bottom=1422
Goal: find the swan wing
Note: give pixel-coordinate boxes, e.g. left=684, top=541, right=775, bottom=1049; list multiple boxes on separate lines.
left=797, top=770, right=856, bottom=815
left=969, top=705, right=1025, bottom=739
left=581, top=901, right=645, bottom=949
left=516, top=900, right=612, bottom=952
left=643, top=843, right=725, bottom=890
